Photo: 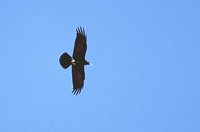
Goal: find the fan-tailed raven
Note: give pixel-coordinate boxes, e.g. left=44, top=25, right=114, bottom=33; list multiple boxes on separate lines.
left=59, top=27, right=90, bottom=95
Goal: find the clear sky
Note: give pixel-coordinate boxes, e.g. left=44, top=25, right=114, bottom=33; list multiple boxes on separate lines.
left=0, top=0, right=200, bottom=132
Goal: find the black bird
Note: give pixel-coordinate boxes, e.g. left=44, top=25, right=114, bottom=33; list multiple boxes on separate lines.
left=59, top=27, right=91, bottom=95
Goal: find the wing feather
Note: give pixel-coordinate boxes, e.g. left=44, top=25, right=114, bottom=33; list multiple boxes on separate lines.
left=72, top=65, right=85, bottom=95
left=73, top=27, right=87, bottom=61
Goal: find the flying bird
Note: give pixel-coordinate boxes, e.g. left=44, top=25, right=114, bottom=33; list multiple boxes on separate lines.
left=59, top=27, right=91, bottom=95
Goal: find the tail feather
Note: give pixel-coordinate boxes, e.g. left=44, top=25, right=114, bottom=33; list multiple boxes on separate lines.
left=59, top=52, right=72, bottom=69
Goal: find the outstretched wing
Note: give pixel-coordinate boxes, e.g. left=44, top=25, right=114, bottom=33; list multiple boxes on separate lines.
left=72, top=65, right=85, bottom=95
left=73, top=27, right=87, bottom=61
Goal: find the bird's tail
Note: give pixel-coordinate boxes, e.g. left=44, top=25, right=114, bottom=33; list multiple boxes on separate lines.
left=59, top=52, right=72, bottom=69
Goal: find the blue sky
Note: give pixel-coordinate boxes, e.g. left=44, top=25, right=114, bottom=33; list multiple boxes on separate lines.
left=0, top=0, right=200, bottom=132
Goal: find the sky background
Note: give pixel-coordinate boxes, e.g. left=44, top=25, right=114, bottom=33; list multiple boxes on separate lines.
left=0, top=0, right=200, bottom=132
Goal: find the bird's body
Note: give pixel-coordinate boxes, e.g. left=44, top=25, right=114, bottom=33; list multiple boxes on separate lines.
left=59, top=27, right=90, bottom=95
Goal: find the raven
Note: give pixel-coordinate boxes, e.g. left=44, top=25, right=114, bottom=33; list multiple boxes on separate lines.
left=59, top=27, right=90, bottom=95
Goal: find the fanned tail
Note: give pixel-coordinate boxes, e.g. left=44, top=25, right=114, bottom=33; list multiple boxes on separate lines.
left=59, top=52, right=72, bottom=69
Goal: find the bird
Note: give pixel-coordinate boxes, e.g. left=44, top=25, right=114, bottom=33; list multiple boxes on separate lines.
left=59, top=27, right=91, bottom=95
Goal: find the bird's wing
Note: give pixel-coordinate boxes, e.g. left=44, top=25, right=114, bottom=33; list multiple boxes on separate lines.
left=72, top=65, right=85, bottom=95
left=72, top=27, right=87, bottom=61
